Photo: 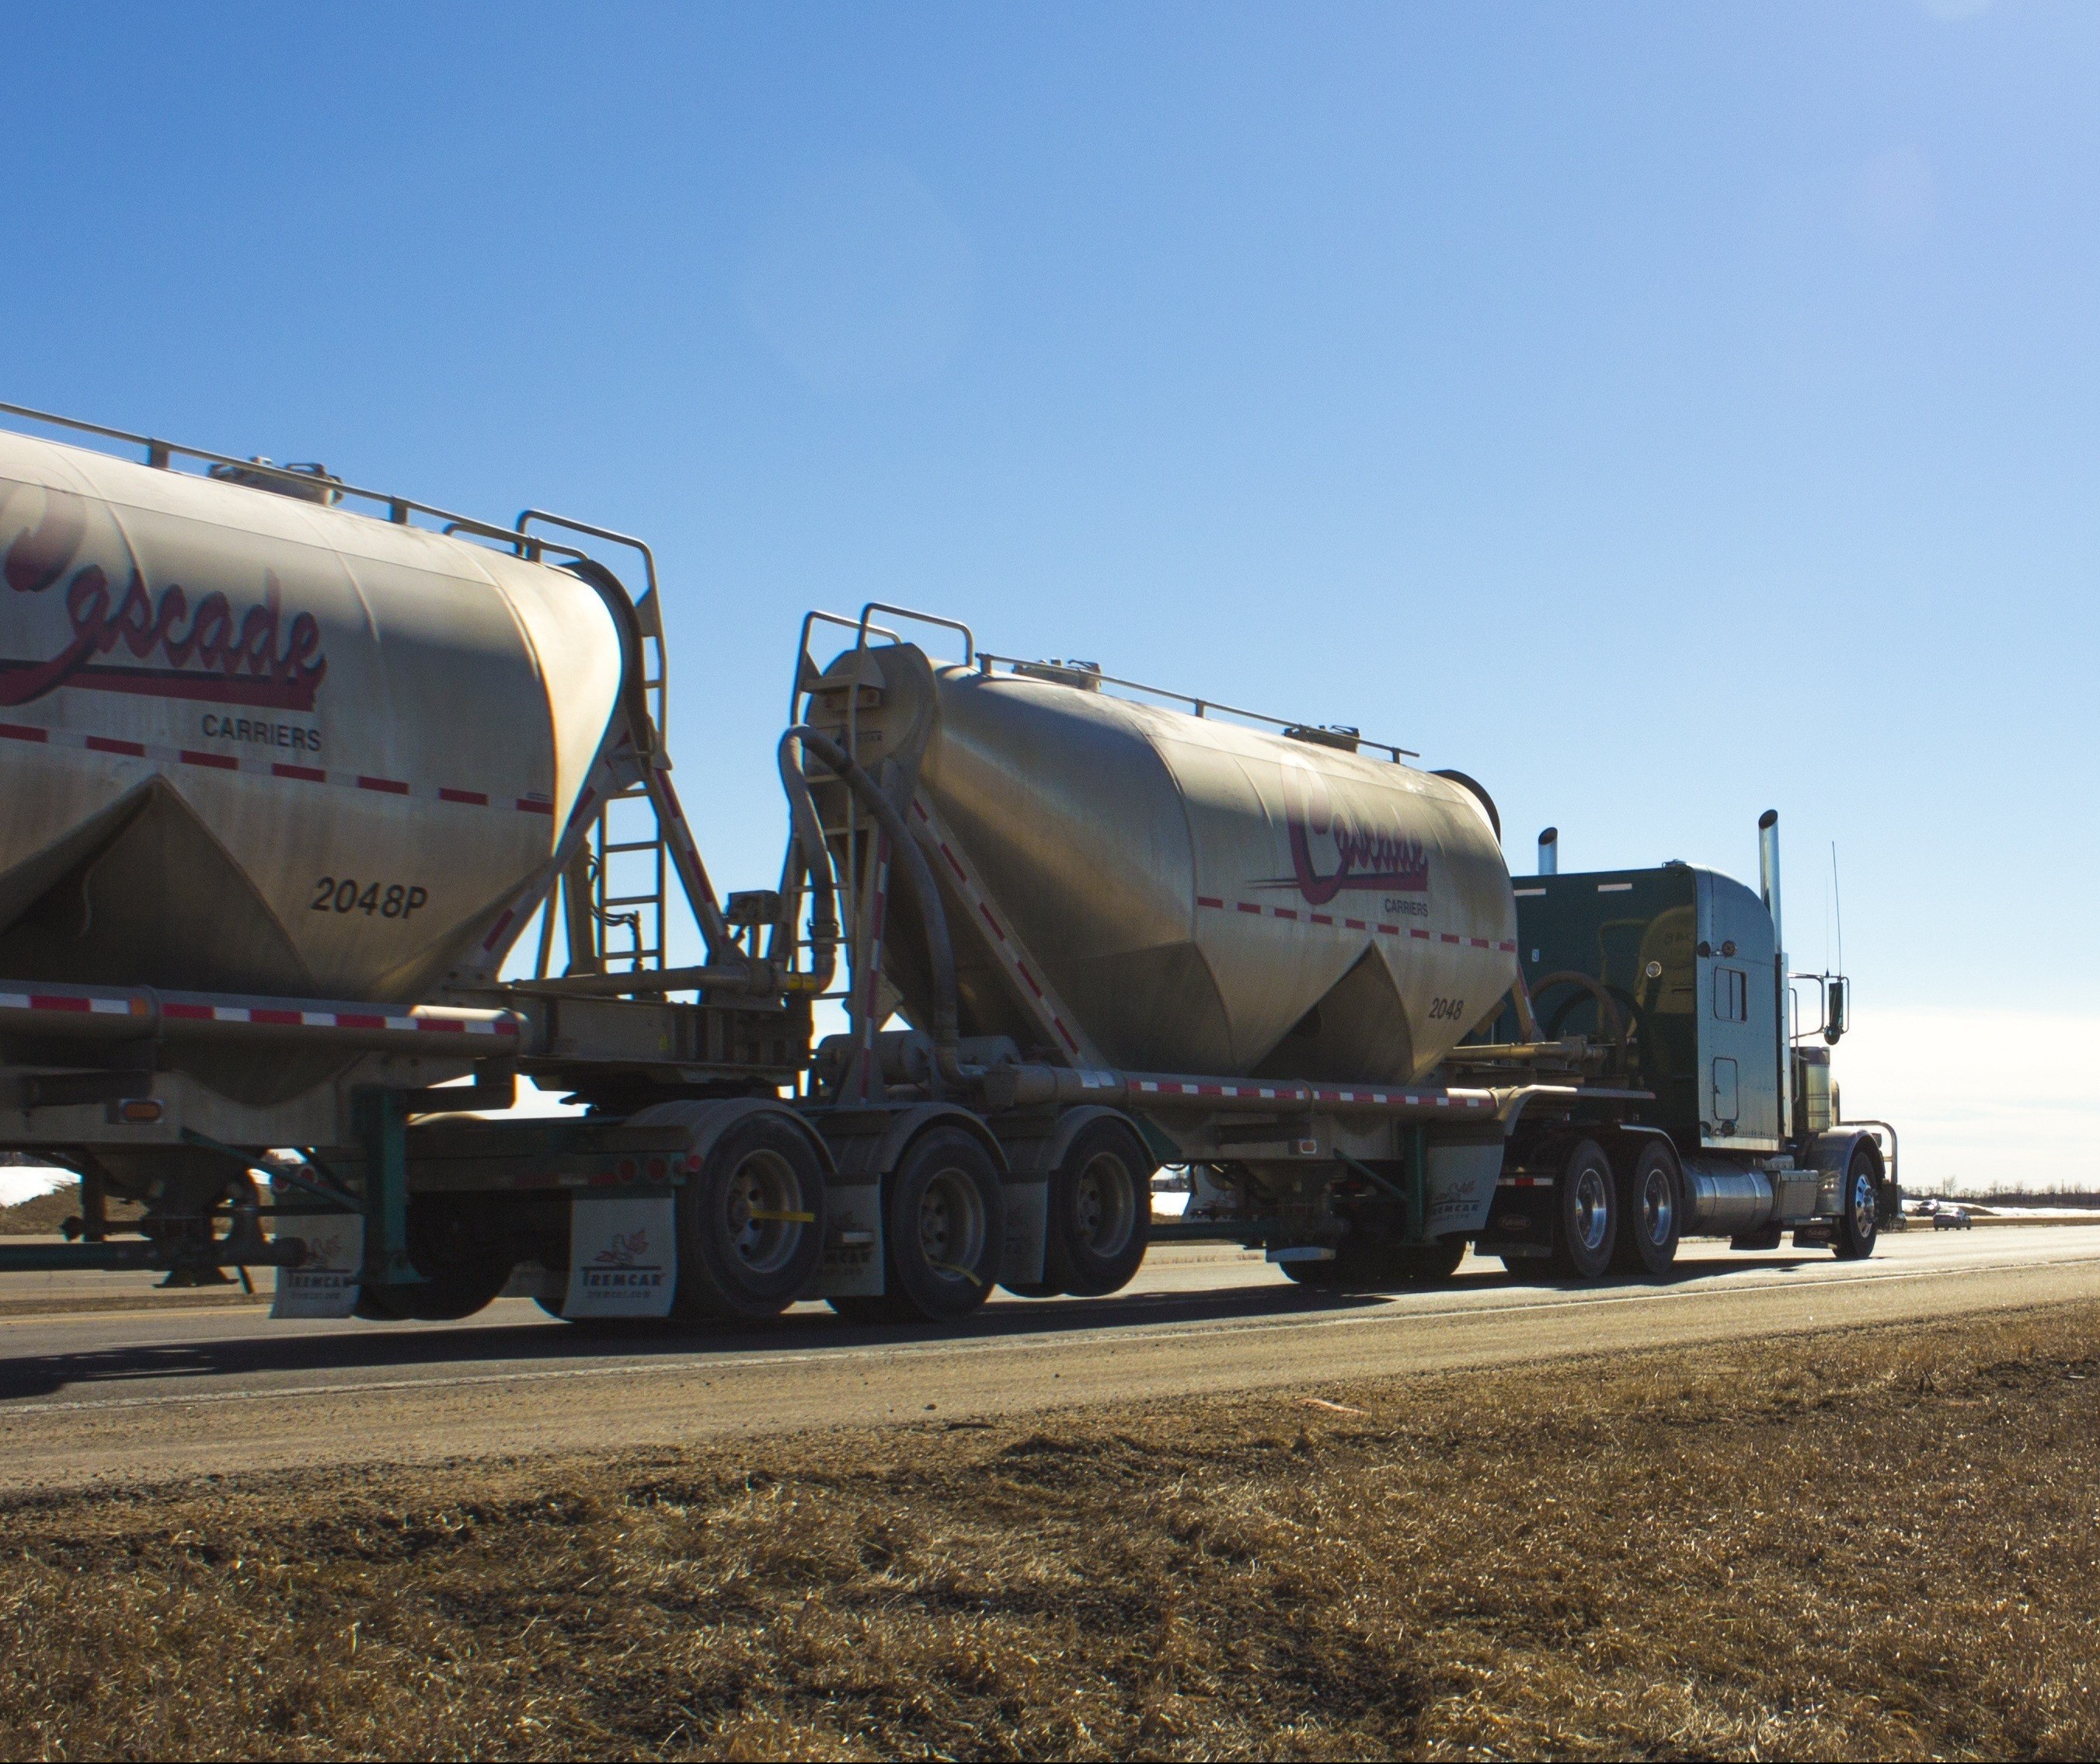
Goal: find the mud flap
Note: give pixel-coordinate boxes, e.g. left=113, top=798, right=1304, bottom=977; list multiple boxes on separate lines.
left=811, top=1176, right=883, bottom=1298
left=561, top=1195, right=676, bottom=1318
left=272, top=1215, right=363, bottom=1319
left=1426, top=1143, right=1503, bottom=1236
left=1000, top=1175, right=1048, bottom=1287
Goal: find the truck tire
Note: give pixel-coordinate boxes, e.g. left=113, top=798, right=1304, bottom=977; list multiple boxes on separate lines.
left=672, top=1114, right=827, bottom=1323
left=1611, top=1140, right=1681, bottom=1278
left=355, top=1197, right=512, bottom=1322
left=1281, top=1236, right=1464, bottom=1290
left=880, top=1128, right=1005, bottom=1323
left=1043, top=1117, right=1153, bottom=1297
left=1833, top=1143, right=1882, bottom=1261
left=1549, top=1138, right=1618, bottom=1281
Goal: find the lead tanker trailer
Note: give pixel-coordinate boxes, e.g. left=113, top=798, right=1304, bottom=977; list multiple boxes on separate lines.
left=0, top=403, right=1897, bottom=1324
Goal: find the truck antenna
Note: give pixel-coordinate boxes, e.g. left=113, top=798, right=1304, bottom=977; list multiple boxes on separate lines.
left=1831, top=841, right=1844, bottom=975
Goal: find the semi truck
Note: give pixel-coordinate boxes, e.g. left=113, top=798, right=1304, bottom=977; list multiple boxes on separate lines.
left=0, top=403, right=1899, bottom=1323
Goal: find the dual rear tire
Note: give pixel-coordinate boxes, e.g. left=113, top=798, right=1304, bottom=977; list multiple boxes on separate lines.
left=830, top=1128, right=1006, bottom=1325
left=1535, top=1136, right=1680, bottom=1281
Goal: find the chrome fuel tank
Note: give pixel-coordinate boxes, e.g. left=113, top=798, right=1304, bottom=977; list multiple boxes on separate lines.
left=0, top=431, right=622, bottom=1089
left=814, top=643, right=1517, bottom=1082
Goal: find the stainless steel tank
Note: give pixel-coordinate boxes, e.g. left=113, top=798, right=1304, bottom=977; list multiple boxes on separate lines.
left=812, top=643, right=1518, bottom=1082
left=0, top=430, right=622, bottom=1093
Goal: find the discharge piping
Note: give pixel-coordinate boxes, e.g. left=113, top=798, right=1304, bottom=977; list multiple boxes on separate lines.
left=770, top=734, right=841, bottom=996
left=782, top=725, right=962, bottom=1093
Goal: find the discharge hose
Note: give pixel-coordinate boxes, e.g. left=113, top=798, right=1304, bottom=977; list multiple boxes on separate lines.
left=778, top=727, right=962, bottom=1093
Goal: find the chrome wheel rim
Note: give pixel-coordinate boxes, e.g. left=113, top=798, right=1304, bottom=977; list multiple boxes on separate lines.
left=724, top=1149, right=803, bottom=1275
left=1640, top=1165, right=1674, bottom=1247
left=1572, top=1163, right=1611, bottom=1253
left=1851, top=1169, right=1879, bottom=1243
left=1074, top=1152, right=1136, bottom=1257
left=919, top=1165, right=987, bottom=1281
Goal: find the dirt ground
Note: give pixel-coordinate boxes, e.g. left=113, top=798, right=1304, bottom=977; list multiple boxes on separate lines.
left=0, top=1299, right=2093, bottom=1761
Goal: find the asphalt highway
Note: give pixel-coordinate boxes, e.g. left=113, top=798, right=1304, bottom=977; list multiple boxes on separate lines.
left=0, top=1223, right=2093, bottom=1492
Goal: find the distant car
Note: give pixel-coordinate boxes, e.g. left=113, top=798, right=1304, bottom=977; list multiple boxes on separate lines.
left=1933, top=1208, right=1973, bottom=1231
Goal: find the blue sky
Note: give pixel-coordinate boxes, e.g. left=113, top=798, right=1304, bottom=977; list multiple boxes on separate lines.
left=8, top=2, right=2096, bottom=1181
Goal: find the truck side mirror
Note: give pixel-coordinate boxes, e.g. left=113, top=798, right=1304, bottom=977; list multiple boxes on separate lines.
left=1823, top=977, right=1848, bottom=1044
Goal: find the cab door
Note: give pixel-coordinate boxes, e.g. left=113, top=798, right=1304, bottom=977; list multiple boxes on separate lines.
left=1695, top=870, right=1780, bottom=1150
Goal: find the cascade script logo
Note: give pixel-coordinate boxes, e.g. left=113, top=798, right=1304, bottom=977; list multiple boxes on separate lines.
left=1259, top=753, right=1430, bottom=907
left=0, top=483, right=328, bottom=711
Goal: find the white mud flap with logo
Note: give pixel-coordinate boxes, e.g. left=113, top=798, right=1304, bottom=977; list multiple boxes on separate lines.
left=562, top=1195, right=677, bottom=1318
left=272, top=1215, right=364, bottom=1319
left=1426, top=1143, right=1503, bottom=1235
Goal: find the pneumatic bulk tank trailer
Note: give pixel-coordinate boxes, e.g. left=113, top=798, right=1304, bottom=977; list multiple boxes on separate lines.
left=0, top=402, right=1900, bottom=1334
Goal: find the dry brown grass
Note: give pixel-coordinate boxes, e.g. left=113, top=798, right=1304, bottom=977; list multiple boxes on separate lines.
left=0, top=1302, right=2095, bottom=1760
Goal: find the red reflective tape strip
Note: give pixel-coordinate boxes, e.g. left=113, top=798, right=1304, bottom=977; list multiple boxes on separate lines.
left=1410, top=928, right=1431, bottom=940
left=162, top=1002, right=212, bottom=1020
left=1054, top=1020, right=1079, bottom=1053
left=911, top=798, right=930, bottom=821
left=1378, top=922, right=1399, bottom=935
left=415, top=1020, right=467, bottom=1034
left=515, top=798, right=555, bottom=815
left=1441, top=933, right=1460, bottom=943
left=272, top=763, right=326, bottom=782
left=249, top=1008, right=301, bottom=1026
left=1470, top=937, right=1490, bottom=949
left=28, top=994, right=92, bottom=1013
left=1237, top=902, right=1261, bottom=915
left=977, top=902, right=1005, bottom=942
left=85, top=735, right=146, bottom=756
left=1499, top=940, right=1517, bottom=952
left=0, top=723, right=47, bottom=742
left=1016, top=963, right=1044, bottom=999
left=1310, top=913, right=1332, bottom=926
left=439, top=787, right=489, bottom=806
left=335, top=1013, right=389, bottom=1030
left=357, top=776, right=410, bottom=795
left=1196, top=895, right=1224, bottom=909
left=179, top=749, right=238, bottom=770
left=1272, top=907, right=1297, bottom=920
left=1345, top=918, right=1367, bottom=929
left=482, top=908, right=517, bottom=951
left=939, top=842, right=967, bottom=881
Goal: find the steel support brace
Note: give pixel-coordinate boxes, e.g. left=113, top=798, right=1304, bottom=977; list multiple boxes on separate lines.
left=353, top=1090, right=424, bottom=1285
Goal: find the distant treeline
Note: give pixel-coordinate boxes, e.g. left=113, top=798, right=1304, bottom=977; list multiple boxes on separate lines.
left=1965, top=1187, right=2100, bottom=1209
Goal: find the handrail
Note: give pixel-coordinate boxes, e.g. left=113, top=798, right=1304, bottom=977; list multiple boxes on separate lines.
left=515, top=509, right=660, bottom=608
left=974, top=649, right=1419, bottom=760
left=0, top=397, right=581, bottom=562
left=859, top=601, right=973, bottom=664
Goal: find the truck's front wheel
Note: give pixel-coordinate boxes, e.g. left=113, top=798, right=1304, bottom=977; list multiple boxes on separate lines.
left=1833, top=1145, right=1882, bottom=1260
left=1550, top=1139, right=1619, bottom=1281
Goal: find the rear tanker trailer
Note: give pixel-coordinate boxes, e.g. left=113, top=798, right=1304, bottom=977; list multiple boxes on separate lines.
left=0, top=401, right=1897, bottom=1329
